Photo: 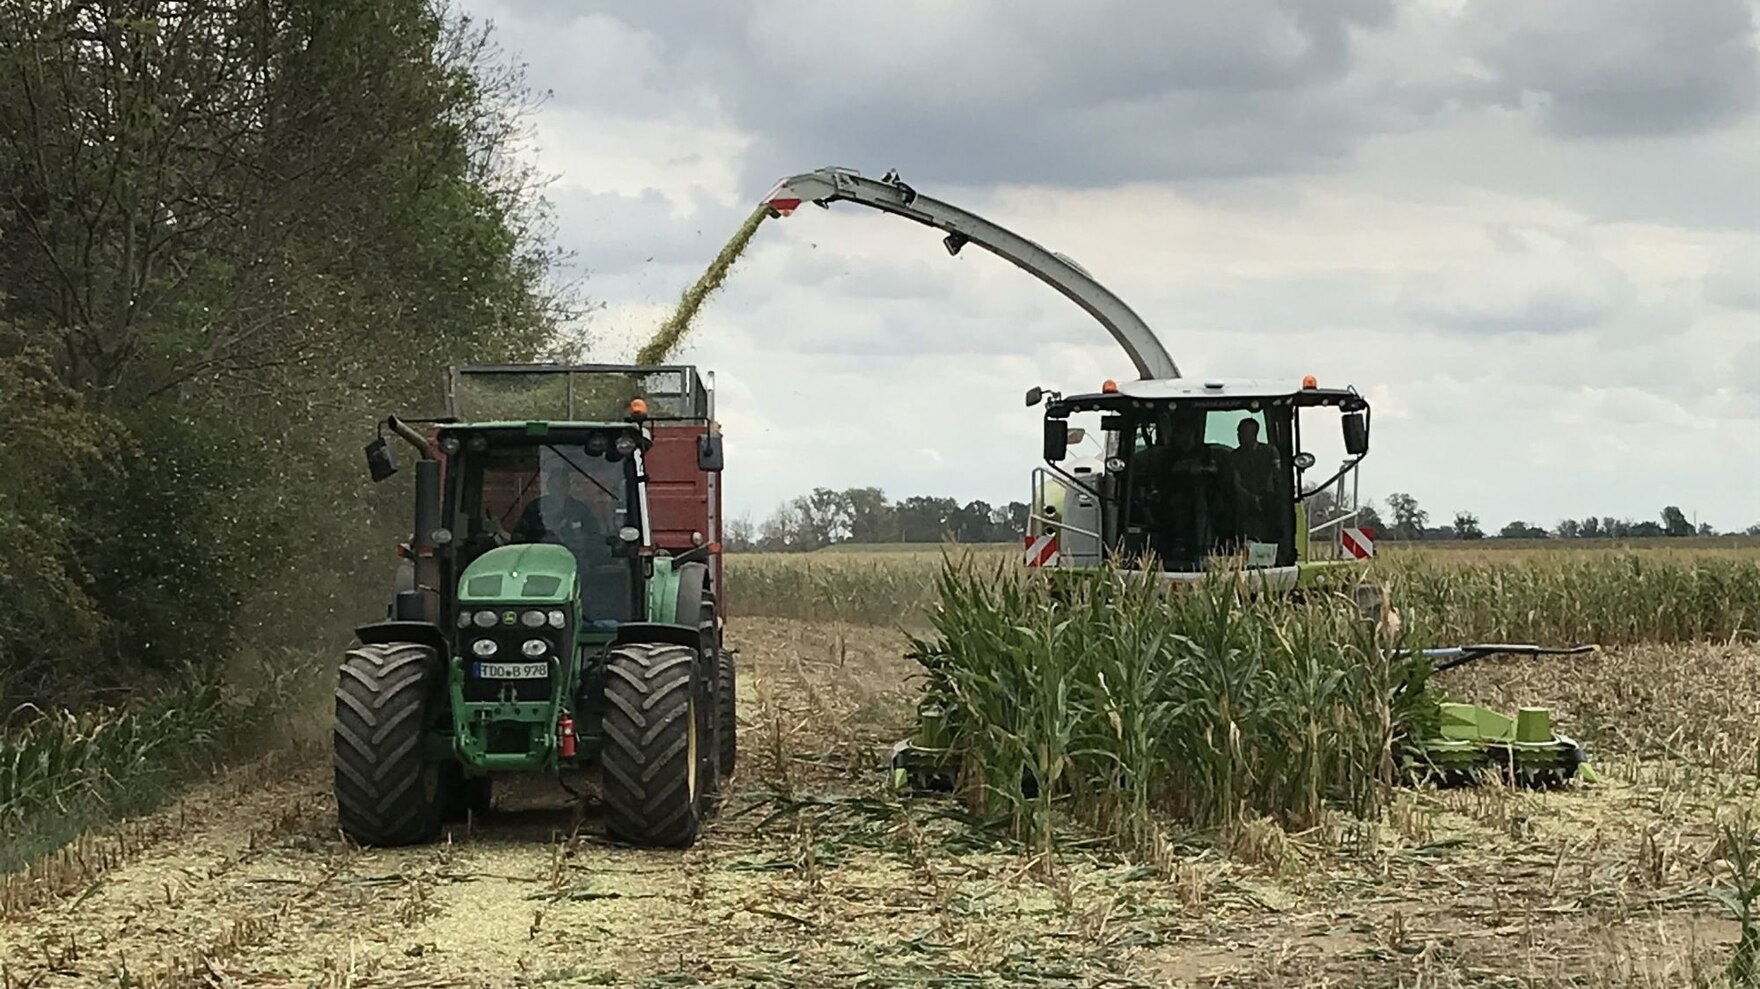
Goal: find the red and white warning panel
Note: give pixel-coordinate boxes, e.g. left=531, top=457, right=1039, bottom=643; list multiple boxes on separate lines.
left=1341, top=526, right=1376, bottom=559
left=1024, top=533, right=1059, bottom=568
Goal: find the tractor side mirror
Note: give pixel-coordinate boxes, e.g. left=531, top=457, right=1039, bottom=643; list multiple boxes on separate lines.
left=1043, top=418, right=1069, bottom=462
left=1342, top=411, right=1369, bottom=456
left=697, top=433, right=724, bottom=472
left=365, top=435, right=398, bottom=482
left=1025, top=386, right=1044, bottom=407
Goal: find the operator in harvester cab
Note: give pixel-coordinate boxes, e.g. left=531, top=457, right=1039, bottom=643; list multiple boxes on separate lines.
left=1228, top=419, right=1281, bottom=545
left=1131, top=408, right=1220, bottom=568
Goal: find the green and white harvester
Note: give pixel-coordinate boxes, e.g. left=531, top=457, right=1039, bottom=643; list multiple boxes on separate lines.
left=761, top=166, right=1593, bottom=794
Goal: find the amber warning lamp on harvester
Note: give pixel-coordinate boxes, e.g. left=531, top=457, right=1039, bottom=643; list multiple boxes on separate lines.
left=1302, top=375, right=1318, bottom=390
left=628, top=397, right=649, bottom=419
left=1101, top=379, right=1119, bottom=394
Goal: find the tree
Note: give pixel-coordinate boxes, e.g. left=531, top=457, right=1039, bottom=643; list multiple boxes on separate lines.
left=1555, top=519, right=1581, bottom=540
left=843, top=487, right=897, bottom=543
left=1579, top=516, right=1603, bottom=539
left=1661, top=506, right=1694, bottom=538
left=1499, top=521, right=1550, bottom=539
left=1453, top=511, right=1485, bottom=540
left=1356, top=499, right=1388, bottom=537
left=725, top=513, right=757, bottom=552
left=0, top=0, right=568, bottom=700
left=797, top=488, right=853, bottom=547
left=1005, top=501, right=1030, bottom=538
left=1386, top=493, right=1429, bottom=541
left=895, top=496, right=960, bottom=543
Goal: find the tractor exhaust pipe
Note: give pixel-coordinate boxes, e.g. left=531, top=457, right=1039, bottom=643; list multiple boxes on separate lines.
left=378, top=415, right=442, bottom=624
left=410, top=459, right=442, bottom=624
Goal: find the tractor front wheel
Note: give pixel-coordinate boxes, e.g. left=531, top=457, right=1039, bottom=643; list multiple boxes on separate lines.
left=601, top=642, right=709, bottom=847
left=333, top=642, right=445, bottom=847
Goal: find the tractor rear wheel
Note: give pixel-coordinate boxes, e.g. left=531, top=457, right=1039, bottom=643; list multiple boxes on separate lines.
left=715, top=649, right=737, bottom=779
left=333, top=642, right=445, bottom=847
left=601, top=642, right=709, bottom=847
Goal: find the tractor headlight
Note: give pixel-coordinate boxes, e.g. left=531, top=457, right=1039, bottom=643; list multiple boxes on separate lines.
left=439, top=435, right=462, bottom=455
left=614, top=432, right=638, bottom=456
left=546, top=610, right=566, bottom=629
left=470, top=638, right=498, bottom=658
left=520, top=609, right=547, bottom=629
left=472, top=609, right=498, bottom=628
left=456, top=611, right=473, bottom=629
left=520, top=639, right=548, bottom=658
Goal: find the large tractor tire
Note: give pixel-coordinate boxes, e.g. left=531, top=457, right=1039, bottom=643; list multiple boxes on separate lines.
left=333, top=642, right=446, bottom=847
left=673, top=563, right=726, bottom=797
left=715, top=649, right=737, bottom=779
left=601, top=642, right=710, bottom=847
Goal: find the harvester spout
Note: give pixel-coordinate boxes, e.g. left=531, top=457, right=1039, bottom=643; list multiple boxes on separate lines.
left=762, top=167, right=1180, bottom=380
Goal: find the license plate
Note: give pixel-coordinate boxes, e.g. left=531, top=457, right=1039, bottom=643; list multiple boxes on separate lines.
left=475, top=662, right=548, bottom=679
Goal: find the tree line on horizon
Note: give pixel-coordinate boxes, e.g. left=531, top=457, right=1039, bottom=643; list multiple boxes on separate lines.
left=731, top=485, right=1758, bottom=553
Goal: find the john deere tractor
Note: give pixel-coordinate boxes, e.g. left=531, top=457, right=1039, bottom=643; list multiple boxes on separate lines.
left=335, top=364, right=734, bottom=849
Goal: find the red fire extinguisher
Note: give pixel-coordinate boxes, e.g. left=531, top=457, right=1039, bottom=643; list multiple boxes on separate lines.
left=558, top=713, right=576, bottom=758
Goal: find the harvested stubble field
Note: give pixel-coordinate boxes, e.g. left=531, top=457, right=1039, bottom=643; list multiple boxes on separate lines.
left=4, top=547, right=1759, bottom=988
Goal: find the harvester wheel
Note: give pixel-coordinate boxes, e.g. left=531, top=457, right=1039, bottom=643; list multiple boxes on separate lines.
left=601, top=641, right=708, bottom=847
left=333, top=642, right=445, bottom=847
left=715, top=649, right=737, bottom=779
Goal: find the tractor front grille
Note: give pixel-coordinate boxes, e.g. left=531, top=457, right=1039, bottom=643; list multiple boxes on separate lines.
left=458, top=626, right=566, bottom=704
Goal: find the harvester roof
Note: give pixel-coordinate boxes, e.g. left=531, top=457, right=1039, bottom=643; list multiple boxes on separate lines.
left=1049, top=376, right=1367, bottom=415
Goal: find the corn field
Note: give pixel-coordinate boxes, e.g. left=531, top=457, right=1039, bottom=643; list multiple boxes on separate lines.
left=0, top=658, right=319, bottom=871
left=904, top=559, right=1436, bottom=856
left=729, top=547, right=1760, bottom=646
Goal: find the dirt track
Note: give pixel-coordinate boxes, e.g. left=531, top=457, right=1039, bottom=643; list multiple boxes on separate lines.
left=1, top=621, right=1747, bottom=988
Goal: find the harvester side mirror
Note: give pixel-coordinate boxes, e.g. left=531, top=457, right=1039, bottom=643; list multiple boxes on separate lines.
left=1043, top=418, right=1069, bottom=462
left=1025, top=386, right=1044, bottom=407
left=697, top=433, right=724, bottom=472
left=365, top=435, right=398, bottom=482
left=1342, top=411, right=1369, bottom=456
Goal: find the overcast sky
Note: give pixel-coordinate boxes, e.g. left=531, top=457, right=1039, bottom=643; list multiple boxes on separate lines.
left=463, top=0, right=1759, bottom=533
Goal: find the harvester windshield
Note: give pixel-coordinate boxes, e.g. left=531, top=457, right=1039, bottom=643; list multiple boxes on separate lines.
left=1124, top=405, right=1293, bottom=569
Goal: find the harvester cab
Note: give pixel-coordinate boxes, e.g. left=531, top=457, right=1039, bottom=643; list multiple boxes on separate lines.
left=1027, top=376, right=1373, bottom=584
left=337, top=364, right=735, bottom=850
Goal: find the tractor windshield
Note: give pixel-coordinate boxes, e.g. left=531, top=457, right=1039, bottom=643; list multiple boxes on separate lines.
left=1122, top=404, right=1293, bottom=570
left=453, top=440, right=639, bottom=626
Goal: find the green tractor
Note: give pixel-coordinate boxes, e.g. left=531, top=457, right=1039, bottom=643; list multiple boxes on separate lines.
left=335, top=364, right=734, bottom=849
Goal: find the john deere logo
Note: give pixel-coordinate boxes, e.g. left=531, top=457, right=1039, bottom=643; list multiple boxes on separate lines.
left=502, top=611, right=517, bottom=625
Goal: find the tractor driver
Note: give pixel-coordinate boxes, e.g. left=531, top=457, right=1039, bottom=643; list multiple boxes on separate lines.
left=514, top=462, right=610, bottom=555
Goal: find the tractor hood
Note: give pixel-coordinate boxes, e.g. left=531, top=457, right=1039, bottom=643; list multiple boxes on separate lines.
left=457, top=544, right=578, bottom=605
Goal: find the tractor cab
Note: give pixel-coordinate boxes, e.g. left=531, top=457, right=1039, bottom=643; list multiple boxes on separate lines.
left=1027, top=376, right=1371, bottom=586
